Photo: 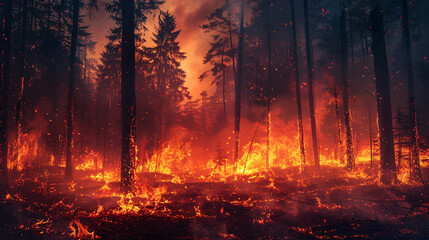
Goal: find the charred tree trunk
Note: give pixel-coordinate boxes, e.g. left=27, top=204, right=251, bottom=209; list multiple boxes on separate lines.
left=340, top=11, right=355, bottom=170
left=334, top=84, right=344, bottom=164
left=15, top=0, right=29, bottom=169
left=401, top=0, right=420, bottom=177
left=121, top=0, right=136, bottom=193
left=304, top=0, right=320, bottom=169
left=65, top=0, right=80, bottom=181
left=291, top=0, right=306, bottom=169
left=234, top=0, right=244, bottom=167
left=0, top=0, right=12, bottom=195
left=221, top=47, right=226, bottom=115
left=368, top=102, right=373, bottom=168
left=266, top=1, right=271, bottom=170
left=370, top=7, right=396, bottom=184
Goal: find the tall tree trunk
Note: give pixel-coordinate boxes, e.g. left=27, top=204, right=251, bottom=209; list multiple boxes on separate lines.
left=334, top=84, right=344, bottom=164
left=14, top=0, right=29, bottom=171
left=234, top=0, right=244, bottom=168
left=266, top=1, right=271, bottom=170
left=0, top=0, right=12, bottom=196
left=121, top=0, right=136, bottom=193
left=401, top=0, right=420, bottom=177
left=221, top=47, right=226, bottom=115
left=304, top=0, right=320, bottom=169
left=65, top=0, right=80, bottom=181
left=340, top=11, right=355, bottom=170
left=368, top=102, right=373, bottom=168
left=291, top=0, right=306, bottom=169
left=370, top=7, right=396, bottom=184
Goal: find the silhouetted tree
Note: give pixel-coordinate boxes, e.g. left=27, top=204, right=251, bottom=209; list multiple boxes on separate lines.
left=290, top=0, right=306, bottom=169
left=0, top=0, right=12, bottom=195
left=304, top=0, right=320, bottom=168
left=371, top=6, right=396, bottom=184
left=340, top=10, right=355, bottom=170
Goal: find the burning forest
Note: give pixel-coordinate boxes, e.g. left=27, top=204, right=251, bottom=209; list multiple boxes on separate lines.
left=1, top=0, right=429, bottom=239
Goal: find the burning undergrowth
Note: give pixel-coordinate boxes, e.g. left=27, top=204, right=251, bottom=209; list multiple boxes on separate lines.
left=1, top=164, right=428, bottom=239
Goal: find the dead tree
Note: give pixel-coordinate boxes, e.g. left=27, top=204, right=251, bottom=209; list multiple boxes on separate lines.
left=304, top=0, right=320, bottom=168
left=334, top=84, right=344, bottom=164
left=65, top=0, right=80, bottom=181
left=14, top=0, right=30, bottom=170
left=370, top=7, right=396, bottom=184
left=266, top=0, right=272, bottom=170
left=291, top=0, right=306, bottom=168
left=234, top=0, right=244, bottom=168
left=401, top=0, right=420, bottom=177
left=121, top=0, right=137, bottom=193
left=0, top=0, right=13, bottom=195
left=340, top=11, right=355, bottom=170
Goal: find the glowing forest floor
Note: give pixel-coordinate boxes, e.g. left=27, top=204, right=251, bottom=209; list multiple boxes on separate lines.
left=1, top=166, right=429, bottom=239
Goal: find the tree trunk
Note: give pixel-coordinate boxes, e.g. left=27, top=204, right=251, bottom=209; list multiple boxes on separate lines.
left=234, top=0, right=244, bottom=168
left=291, top=0, right=306, bottom=169
left=370, top=7, right=396, bottom=184
left=14, top=0, right=29, bottom=171
left=401, top=0, right=420, bottom=177
left=266, top=1, right=271, bottom=170
left=65, top=0, right=80, bottom=181
left=340, top=11, right=355, bottom=170
left=121, top=0, right=136, bottom=193
left=304, top=0, right=320, bottom=169
left=0, top=0, right=12, bottom=196
left=334, top=84, right=344, bottom=164
left=221, top=47, right=226, bottom=115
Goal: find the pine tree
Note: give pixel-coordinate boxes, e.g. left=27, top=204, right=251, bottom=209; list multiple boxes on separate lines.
left=147, top=11, right=189, bottom=150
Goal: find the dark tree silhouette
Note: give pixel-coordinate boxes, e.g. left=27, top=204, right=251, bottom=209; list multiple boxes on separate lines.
left=266, top=0, right=272, bottom=170
left=234, top=0, right=244, bottom=168
left=370, top=7, right=396, bottom=184
left=401, top=0, right=420, bottom=177
left=0, top=0, right=12, bottom=195
left=340, top=11, right=355, bottom=170
left=304, top=0, right=320, bottom=169
left=147, top=11, right=189, bottom=149
left=290, top=0, right=306, bottom=169
left=65, top=0, right=81, bottom=181
left=121, top=0, right=137, bottom=193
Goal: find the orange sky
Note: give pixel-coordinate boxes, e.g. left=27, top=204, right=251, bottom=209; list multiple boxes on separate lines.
left=87, top=0, right=226, bottom=98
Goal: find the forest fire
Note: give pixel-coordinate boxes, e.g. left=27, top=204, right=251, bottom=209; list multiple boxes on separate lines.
left=1, top=0, right=429, bottom=239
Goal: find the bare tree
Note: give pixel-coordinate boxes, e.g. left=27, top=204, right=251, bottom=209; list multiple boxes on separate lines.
left=304, top=0, right=320, bottom=168
left=370, top=6, right=396, bottom=184
left=121, top=0, right=137, bottom=193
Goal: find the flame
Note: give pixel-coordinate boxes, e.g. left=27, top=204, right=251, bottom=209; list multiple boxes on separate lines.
left=68, top=219, right=98, bottom=239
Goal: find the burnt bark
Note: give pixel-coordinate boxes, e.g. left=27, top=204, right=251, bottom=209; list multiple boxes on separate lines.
left=340, top=11, right=355, bottom=170
left=334, top=84, right=344, bottom=164
left=65, top=0, right=80, bottom=181
left=234, top=0, right=244, bottom=167
left=291, top=0, right=306, bottom=168
left=401, top=0, right=420, bottom=177
left=0, top=0, right=12, bottom=195
left=266, top=1, right=271, bottom=170
left=121, top=0, right=137, bottom=193
left=14, top=0, right=30, bottom=169
left=370, top=7, right=396, bottom=184
left=304, top=0, right=320, bottom=169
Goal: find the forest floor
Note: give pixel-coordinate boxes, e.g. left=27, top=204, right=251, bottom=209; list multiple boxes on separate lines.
left=1, top=165, right=429, bottom=239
